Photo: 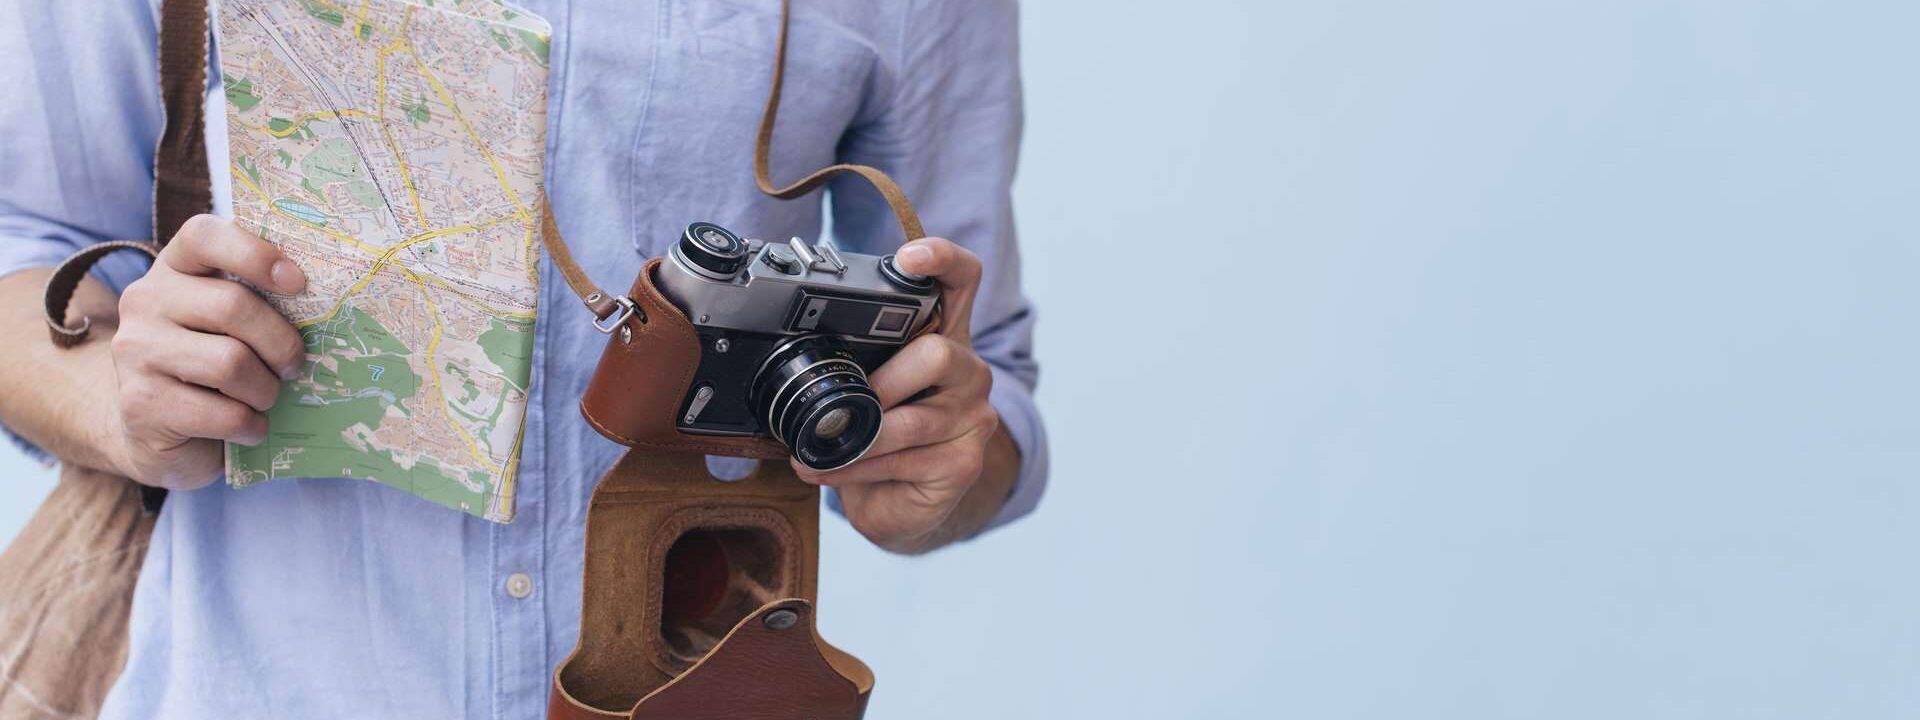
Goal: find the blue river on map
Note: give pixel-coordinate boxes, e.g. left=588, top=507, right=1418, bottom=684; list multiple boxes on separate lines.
left=271, top=198, right=328, bottom=226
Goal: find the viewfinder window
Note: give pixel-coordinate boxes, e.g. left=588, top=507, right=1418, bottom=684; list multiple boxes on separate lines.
left=870, top=307, right=914, bottom=338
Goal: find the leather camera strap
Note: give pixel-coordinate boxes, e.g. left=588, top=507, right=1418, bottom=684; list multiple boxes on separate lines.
left=753, top=0, right=926, bottom=241
left=552, top=0, right=928, bottom=330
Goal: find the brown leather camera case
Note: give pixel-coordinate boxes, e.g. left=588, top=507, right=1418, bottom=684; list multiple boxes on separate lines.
left=553, top=259, right=876, bottom=719
left=547, top=444, right=874, bottom=719
left=547, top=0, right=923, bottom=714
left=577, top=259, right=789, bottom=460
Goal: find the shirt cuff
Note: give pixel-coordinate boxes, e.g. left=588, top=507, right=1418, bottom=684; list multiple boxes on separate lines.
left=980, top=362, right=1048, bottom=533
left=0, top=219, right=156, bottom=465
left=0, top=217, right=156, bottom=293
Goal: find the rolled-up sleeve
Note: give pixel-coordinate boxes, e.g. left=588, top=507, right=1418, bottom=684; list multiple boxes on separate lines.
left=828, top=0, right=1048, bottom=533
left=1, top=3, right=169, bottom=459
left=0, top=3, right=164, bottom=288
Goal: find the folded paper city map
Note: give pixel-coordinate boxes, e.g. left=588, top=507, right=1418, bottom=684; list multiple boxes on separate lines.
left=217, top=0, right=551, bottom=522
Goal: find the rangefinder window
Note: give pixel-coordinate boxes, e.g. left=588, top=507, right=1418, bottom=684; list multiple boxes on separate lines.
left=870, top=307, right=914, bottom=338
left=784, top=290, right=922, bottom=342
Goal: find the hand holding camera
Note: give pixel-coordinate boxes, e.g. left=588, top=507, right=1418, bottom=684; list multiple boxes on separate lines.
left=656, top=224, right=1006, bottom=553
left=790, top=236, right=1004, bottom=553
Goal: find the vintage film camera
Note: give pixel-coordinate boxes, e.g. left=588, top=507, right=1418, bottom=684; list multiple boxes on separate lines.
left=654, top=222, right=940, bottom=470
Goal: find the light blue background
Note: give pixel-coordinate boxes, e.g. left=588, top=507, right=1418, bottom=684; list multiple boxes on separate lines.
left=5, top=1, right=1919, bottom=717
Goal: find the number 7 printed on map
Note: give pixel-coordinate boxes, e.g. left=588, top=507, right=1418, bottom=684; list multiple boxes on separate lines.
left=216, top=0, right=552, bottom=522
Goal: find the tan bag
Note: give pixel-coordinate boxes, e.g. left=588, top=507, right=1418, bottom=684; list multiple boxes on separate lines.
left=0, top=468, right=152, bottom=719
left=0, top=1, right=212, bottom=717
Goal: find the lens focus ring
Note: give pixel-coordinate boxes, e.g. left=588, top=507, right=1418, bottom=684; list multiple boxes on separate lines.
left=750, top=336, right=884, bottom=470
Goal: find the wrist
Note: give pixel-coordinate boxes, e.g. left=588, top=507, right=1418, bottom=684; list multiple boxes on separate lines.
left=895, top=424, right=1021, bottom=554
left=88, top=384, right=139, bottom=481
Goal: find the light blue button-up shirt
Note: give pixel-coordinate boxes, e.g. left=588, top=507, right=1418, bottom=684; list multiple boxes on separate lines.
left=0, top=1, right=1044, bottom=717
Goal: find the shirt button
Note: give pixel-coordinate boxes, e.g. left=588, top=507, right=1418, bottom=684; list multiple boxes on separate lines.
left=505, top=573, right=534, bottom=599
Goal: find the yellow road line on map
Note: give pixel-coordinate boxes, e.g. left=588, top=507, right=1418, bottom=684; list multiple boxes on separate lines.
left=247, top=109, right=374, bottom=139
left=411, top=217, right=513, bottom=243
left=309, top=0, right=392, bottom=37
left=398, top=266, right=505, bottom=476
left=495, top=426, right=525, bottom=519
left=522, top=219, right=542, bottom=294
left=415, top=272, right=537, bottom=319
left=406, top=44, right=531, bottom=220
left=228, top=160, right=384, bottom=256
left=297, top=217, right=518, bottom=329
left=375, top=10, right=430, bottom=229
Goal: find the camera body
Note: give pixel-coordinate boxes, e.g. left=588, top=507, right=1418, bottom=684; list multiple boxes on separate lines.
left=654, top=222, right=939, bottom=470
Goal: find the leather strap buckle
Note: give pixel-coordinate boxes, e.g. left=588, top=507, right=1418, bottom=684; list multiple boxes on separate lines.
left=592, top=296, right=638, bottom=334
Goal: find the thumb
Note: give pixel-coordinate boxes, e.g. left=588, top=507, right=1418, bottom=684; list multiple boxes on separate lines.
left=895, top=237, right=980, bottom=346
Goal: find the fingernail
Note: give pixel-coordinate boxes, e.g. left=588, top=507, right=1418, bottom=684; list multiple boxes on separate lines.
left=278, top=364, right=300, bottom=382
left=271, top=260, right=305, bottom=294
left=898, top=244, right=933, bottom=270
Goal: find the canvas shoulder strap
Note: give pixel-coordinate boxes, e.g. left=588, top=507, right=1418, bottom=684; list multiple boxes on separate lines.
left=43, top=0, right=210, bottom=347
left=37, top=0, right=214, bottom=513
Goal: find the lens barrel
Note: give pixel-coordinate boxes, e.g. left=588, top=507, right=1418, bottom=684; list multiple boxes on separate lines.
left=751, top=336, right=883, bottom=470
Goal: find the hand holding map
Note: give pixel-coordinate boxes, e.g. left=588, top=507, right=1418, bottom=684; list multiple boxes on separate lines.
left=217, top=0, right=552, bottom=522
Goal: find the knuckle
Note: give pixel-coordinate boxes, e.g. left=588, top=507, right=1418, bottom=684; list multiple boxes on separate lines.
left=215, top=340, right=253, bottom=378
left=967, top=352, right=991, bottom=379
left=276, top=332, right=307, bottom=365
left=894, top=408, right=933, bottom=441
left=132, top=433, right=173, bottom=459
left=957, top=454, right=985, bottom=482
left=108, top=328, right=139, bottom=360
left=111, top=330, right=160, bottom=370
left=970, top=405, right=1000, bottom=434
left=117, top=375, right=156, bottom=415
left=212, top=281, right=254, bottom=313
left=921, top=336, right=955, bottom=367
left=209, top=402, right=252, bottom=434
left=945, top=444, right=986, bottom=483
left=120, top=275, right=174, bottom=311
left=177, top=213, right=223, bottom=242
left=791, top=464, right=826, bottom=483
left=235, top=233, right=277, bottom=267
left=118, top=278, right=150, bottom=305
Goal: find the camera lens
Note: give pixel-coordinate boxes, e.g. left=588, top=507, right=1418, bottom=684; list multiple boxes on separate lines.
left=751, top=336, right=883, bottom=470
left=675, top=222, right=749, bottom=279
left=812, top=408, right=853, bottom=440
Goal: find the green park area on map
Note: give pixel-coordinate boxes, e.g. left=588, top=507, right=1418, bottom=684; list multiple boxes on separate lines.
left=219, top=0, right=550, bottom=522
